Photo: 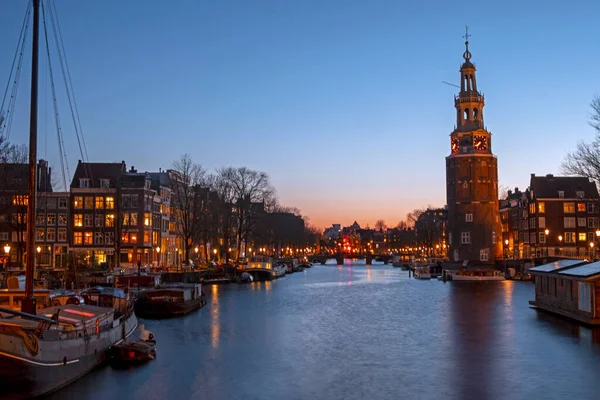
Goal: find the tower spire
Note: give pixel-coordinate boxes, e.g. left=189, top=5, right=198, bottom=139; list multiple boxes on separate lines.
left=462, top=25, right=472, bottom=63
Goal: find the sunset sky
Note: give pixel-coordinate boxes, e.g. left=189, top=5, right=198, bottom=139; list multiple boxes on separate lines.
left=1, top=0, right=599, bottom=228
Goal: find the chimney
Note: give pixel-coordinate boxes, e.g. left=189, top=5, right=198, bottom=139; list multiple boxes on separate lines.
left=546, top=174, right=554, bottom=179
left=531, top=173, right=535, bottom=179
left=129, top=166, right=136, bottom=173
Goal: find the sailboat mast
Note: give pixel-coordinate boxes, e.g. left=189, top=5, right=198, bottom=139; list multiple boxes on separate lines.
left=23, top=0, right=40, bottom=314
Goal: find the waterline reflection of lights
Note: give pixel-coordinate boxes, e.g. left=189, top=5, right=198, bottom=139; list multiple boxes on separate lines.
left=211, top=284, right=221, bottom=349
left=367, top=267, right=372, bottom=282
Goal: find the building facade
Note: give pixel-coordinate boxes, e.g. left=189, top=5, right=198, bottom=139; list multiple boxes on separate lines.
left=36, top=191, right=70, bottom=269
left=446, top=34, right=500, bottom=264
left=524, top=174, right=600, bottom=259
left=0, top=160, right=52, bottom=269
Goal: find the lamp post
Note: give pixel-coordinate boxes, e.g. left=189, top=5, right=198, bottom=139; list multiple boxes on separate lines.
left=213, top=248, right=217, bottom=262
left=558, top=235, right=563, bottom=257
left=590, top=242, right=595, bottom=260
left=175, top=248, right=178, bottom=268
left=504, top=239, right=509, bottom=276
left=595, top=230, right=600, bottom=260
left=36, top=246, right=41, bottom=266
left=156, top=246, right=161, bottom=268
left=4, top=245, right=10, bottom=268
left=544, top=229, right=549, bottom=257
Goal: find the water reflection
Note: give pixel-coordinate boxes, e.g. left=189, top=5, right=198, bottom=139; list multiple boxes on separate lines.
left=52, top=264, right=600, bottom=400
left=211, top=284, right=221, bottom=349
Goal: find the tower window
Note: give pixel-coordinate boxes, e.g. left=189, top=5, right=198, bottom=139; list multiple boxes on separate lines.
left=473, top=108, right=478, bottom=119
left=464, top=108, right=469, bottom=120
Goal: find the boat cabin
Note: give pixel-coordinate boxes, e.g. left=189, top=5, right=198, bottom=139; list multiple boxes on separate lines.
left=529, top=259, right=600, bottom=325
left=246, top=256, right=272, bottom=271
left=0, top=289, right=51, bottom=311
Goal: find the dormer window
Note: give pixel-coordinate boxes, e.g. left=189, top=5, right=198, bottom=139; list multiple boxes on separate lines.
left=79, top=178, right=90, bottom=188
left=558, top=191, right=564, bottom=198
left=100, top=179, right=110, bottom=189
left=576, top=191, right=585, bottom=199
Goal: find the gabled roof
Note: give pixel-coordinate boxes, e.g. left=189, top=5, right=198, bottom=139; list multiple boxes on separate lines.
left=530, top=174, right=599, bottom=199
left=70, top=160, right=126, bottom=189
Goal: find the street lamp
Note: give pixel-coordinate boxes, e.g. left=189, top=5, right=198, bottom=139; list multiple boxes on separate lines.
left=504, top=239, right=509, bottom=276
left=558, top=235, right=563, bottom=257
left=156, top=246, right=161, bottom=267
left=544, top=229, right=549, bottom=257
left=591, top=242, right=595, bottom=260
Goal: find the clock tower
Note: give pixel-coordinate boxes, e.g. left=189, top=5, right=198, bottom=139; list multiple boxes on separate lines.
left=446, top=28, right=500, bottom=264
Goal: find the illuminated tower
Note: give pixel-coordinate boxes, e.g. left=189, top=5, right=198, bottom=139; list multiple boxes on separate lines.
left=446, top=27, right=500, bottom=264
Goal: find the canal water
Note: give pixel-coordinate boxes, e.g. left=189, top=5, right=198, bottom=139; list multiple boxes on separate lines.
left=50, top=261, right=600, bottom=400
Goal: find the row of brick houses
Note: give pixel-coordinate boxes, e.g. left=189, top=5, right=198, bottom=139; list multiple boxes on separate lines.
left=0, top=159, right=309, bottom=270
left=500, top=174, right=600, bottom=260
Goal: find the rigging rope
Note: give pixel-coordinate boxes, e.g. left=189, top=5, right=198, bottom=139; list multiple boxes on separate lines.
left=47, top=0, right=91, bottom=176
left=0, top=1, right=32, bottom=141
left=41, top=1, right=68, bottom=191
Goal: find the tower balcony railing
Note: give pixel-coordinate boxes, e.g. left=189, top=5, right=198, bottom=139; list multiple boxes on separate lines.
left=454, top=94, right=484, bottom=104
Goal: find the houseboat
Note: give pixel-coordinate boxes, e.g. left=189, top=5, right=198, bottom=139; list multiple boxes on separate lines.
left=245, top=256, right=274, bottom=281
left=134, top=282, right=204, bottom=318
left=529, top=259, right=600, bottom=325
left=413, top=265, right=431, bottom=280
left=451, top=268, right=506, bottom=281
left=0, top=287, right=138, bottom=398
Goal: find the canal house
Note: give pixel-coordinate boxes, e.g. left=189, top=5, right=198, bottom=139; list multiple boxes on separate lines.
left=529, top=259, right=600, bottom=325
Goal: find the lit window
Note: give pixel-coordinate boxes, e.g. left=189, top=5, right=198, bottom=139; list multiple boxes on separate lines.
left=538, top=202, right=545, bottom=213
left=577, top=203, right=586, bottom=212
left=579, top=233, right=587, bottom=241
left=74, top=214, right=83, bottom=227
left=84, top=197, right=94, bottom=209
left=105, top=197, right=114, bottom=209
left=105, top=214, right=115, bottom=227
left=84, top=232, right=93, bottom=245
left=563, top=203, right=575, bottom=213
left=36, top=228, right=45, bottom=242
left=74, top=232, right=83, bottom=245
left=95, top=196, right=104, bottom=209
left=73, top=196, right=83, bottom=209
left=529, top=203, right=536, bottom=214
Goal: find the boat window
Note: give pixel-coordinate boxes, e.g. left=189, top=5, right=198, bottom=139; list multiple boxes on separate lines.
left=0, top=295, right=10, bottom=307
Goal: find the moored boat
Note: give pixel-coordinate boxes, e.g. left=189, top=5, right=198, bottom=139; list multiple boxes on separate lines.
left=0, top=287, right=138, bottom=398
left=451, top=269, right=505, bottom=281
left=134, top=283, right=205, bottom=318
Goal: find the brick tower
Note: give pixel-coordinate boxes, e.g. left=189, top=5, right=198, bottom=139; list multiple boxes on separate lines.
left=446, top=28, right=500, bottom=264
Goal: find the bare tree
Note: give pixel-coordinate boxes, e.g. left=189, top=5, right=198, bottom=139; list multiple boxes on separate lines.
left=217, top=167, right=275, bottom=262
left=170, top=154, right=206, bottom=263
left=374, top=219, right=387, bottom=231
left=396, top=220, right=408, bottom=230
left=406, top=208, right=425, bottom=228
left=562, top=95, right=600, bottom=182
left=0, top=138, right=27, bottom=163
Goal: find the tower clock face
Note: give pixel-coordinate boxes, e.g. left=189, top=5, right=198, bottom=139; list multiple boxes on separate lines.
left=474, top=135, right=488, bottom=151
left=451, top=138, right=459, bottom=153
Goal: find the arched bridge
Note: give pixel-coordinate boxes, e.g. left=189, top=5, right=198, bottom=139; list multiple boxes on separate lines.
left=308, top=254, right=393, bottom=265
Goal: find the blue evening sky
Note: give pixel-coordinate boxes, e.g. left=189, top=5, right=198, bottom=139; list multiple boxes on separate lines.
left=1, top=0, right=599, bottom=228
